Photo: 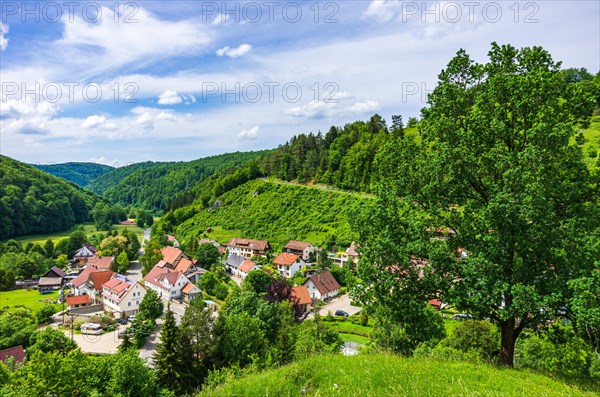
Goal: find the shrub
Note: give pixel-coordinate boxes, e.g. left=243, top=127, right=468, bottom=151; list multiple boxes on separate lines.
left=213, top=284, right=229, bottom=301
left=440, top=320, right=499, bottom=361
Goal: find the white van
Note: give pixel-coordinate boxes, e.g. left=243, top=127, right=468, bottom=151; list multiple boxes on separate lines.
left=80, top=323, right=103, bottom=335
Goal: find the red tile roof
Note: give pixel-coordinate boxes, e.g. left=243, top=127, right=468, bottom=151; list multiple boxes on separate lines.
left=291, top=286, right=312, bottom=305
left=239, top=260, right=257, bottom=273
left=181, top=282, right=198, bottom=294
left=90, top=271, right=115, bottom=291
left=163, top=271, right=180, bottom=285
left=273, top=253, right=300, bottom=267
left=102, top=277, right=139, bottom=302
left=175, top=257, right=193, bottom=274
left=144, top=265, right=182, bottom=288
left=305, top=271, right=340, bottom=295
left=71, top=267, right=91, bottom=287
left=66, top=294, right=90, bottom=306
left=161, top=246, right=184, bottom=265
left=88, top=256, right=114, bottom=270
left=0, top=345, right=25, bottom=364
left=284, top=240, right=311, bottom=251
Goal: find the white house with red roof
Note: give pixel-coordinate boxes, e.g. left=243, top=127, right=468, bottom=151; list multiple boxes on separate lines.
left=144, top=265, right=192, bottom=301
left=238, top=259, right=260, bottom=280
left=225, top=238, right=271, bottom=259
left=71, top=268, right=115, bottom=303
left=159, top=246, right=201, bottom=283
left=273, top=253, right=306, bottom=279
left=303, top=271, right=340, bottom=301
left=181, top=282, right=202, bottom=302
left=102, top=275, right=147, bottom=317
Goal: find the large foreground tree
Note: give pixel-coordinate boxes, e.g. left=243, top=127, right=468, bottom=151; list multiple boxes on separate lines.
left=359, top=43, right=599, bottom=366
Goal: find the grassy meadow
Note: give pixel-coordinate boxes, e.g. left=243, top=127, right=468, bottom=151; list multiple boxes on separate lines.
left=0, top=288, right=60, bottom=312
left=10, top=222, right=145, bottom=245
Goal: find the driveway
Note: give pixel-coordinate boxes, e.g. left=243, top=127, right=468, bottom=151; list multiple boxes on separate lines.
left=126, top=261, right=143, bottom=283
left=312, top=294, right=362, bottom=318
left=62, top=325, right=127, bottom=354
left=139, top=318, right=162, bottom=366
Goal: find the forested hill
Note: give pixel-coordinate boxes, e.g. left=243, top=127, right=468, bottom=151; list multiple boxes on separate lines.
left=89, top=151, right=270, bottom=213
left=0, top=155, right=104, bottom=239
left=32, top=162, right=114, bottom=187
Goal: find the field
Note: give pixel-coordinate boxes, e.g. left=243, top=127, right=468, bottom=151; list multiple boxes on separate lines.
left=11, top=222, right=145, bottom=245
left=0, top=288, right=60, bottom=312
left=198, top=353, right=599, bottom=397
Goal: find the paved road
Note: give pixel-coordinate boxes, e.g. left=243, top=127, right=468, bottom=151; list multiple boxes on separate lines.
left=62, top=325, right=127, bottom=354
left=126, top=261, right=143, bottom=283
left=307, top=294, right=362, bottom=319
left=139, top=228, right=151, bottom=255
left=139, top=318, right=162, bottom=366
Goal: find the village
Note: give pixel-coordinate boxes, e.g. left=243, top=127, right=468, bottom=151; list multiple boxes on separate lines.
left=5, top=234, right=366, bottom=358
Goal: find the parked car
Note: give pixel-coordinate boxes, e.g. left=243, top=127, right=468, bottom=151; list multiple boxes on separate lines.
left=451, top=313, right=473, bottom=320
left=128, top=315, right=136, bottom=322
left=81, top=323, right=103, bottom=335
left=335, top=310, right=349, bottom=317
left=116, top=318, right=128, bottom=325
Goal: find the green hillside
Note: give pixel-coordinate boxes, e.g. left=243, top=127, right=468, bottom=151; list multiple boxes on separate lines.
left=32, top=162, right=114, bottom=187
left=0, top=155, right=103, bottom=239
left=198, top=354, right=597, bottom=397
left=171, top=179, right=367, bottom=250
left=88, top=151, right=269, bottom=213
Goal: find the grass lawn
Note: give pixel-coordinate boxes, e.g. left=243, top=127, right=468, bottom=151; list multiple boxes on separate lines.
left=339, top=333, right=370, bottom=344
left=10, top=222, right=145, bottom=245
left=199, top=353, right=599, bottom=397
left=0, top=289, right=60, bottom=312
left=205, top=226, right=242, bottom=245
left=327, top=320, right=373, bottom=337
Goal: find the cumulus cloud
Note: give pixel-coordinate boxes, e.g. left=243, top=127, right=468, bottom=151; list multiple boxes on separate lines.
left=216, top=44, right=252, bottom=58
left=212, top=14, right=230, bottom=25
left=135, top=112, right=154, bottom=132
left=0, top=99, right=60, bottom=135
left=0, top=22, right=8, bottom=51
left=157, top=90, right=183, bottom=105
left=156, top=110, right=177, bottom=121
left=283, top=98, right=380, bottom=119
left=81, top=115, right=107, bottom=128
left=238, top=125, right=259, bottom=140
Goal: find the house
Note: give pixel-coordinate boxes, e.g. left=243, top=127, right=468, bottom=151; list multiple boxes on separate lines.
left=71, top=268, right=115, bottom=303
left=144, top=265, right=192, bottom=300
left=336, top=242, right=360, bottom=268
left=273, top=253, right=306, bottom=279
left=0, top=345, right=26, bottom=365
left=161, top=246, right=185, bottom=266
left=87, top=255, right=114, bottom=270
left=283, top=240, right=316, bottom=262
left=38, top=266, right=66, bottom=291
left=167, top=235, right=180, bottom=248
left=160, top=246, right=200, bottom=282
left=73, top=243, right=98, bottom=259
left=224, top=238, right=271, bottom=259
left=224, top=254, right=245, bottom=276
left=66, top=294, right=91, bottom=308
left=102, top=275, right=147, bottom=317
left=291, top=285, right=312, bottom=315
left=303, top=271, right=340, bottom=301
left=238, top=260, right=259, bottom=280
left=181, top=282, right=202, bottom=302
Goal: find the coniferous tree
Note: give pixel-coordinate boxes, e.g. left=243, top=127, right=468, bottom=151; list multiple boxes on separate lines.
left=153, top=305, right=183, bottom=392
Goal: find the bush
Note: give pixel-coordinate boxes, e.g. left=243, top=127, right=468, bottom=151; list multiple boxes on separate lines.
left=213, top=284, right=229, bottom=301
left=36, top=305, right=56, bottom=324
left=440, top=320, right=499, bottom=361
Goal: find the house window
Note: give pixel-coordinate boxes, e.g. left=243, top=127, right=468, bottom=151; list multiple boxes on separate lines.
left=128, top=302, right=131, bottom=307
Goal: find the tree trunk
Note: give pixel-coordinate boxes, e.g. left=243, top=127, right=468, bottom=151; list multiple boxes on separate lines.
left=499, top=318, right=516, bottom=367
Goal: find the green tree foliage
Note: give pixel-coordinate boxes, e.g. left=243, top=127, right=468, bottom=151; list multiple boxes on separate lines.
left=219, top=312, right=266, bottom=367
left=35, top=305, right=57, bottom=324
left=569, top=268, right=600, bottom=354
left=140, top=238, right=163, bottom=276
left=32, top=162, right=114, bottom=187
left=153, top=305, right=185, bottom=393
left=439, top=320, right=500, bottom=362
left=91, top=202, right=127, bottom=230
left=27, top=328, right=77, bottom=357
left=360, top=43, right=599, bottom=367
left=43, top=239, right=54, bottom=258
left=115, top=251, right=130, bottom=274
left=0, top=268, right=15, bottom=290
left=242, top=270, right=273, bottom=295
left=0, top=155, right=101, bottom=239
left=195, top=243, right=220, bottom=270
left=139, top=289, right=164, bottom=320
left=293, top=319, right=341, bottom=360
left=0, top=308, right=37, bottom=349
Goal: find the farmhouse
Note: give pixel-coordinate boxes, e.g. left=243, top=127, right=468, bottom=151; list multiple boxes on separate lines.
left=291, top=285, right=312, bottom=315
left=283, top=240, right=316, bottom=262
left=144, top=265, right=192, bottom=300
left=238, top=260, right=259, bottom=279
left=102, top=276, right=147, bottom=317
left=225, top=253, right=245, bottom=276
left=71, top=268, right=115, bottom=303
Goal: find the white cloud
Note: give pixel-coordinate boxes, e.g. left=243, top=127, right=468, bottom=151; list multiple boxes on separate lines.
left=158, top=90, right=183, bottom=105
left=136, top=112, right=154, bottom=132
left=212, top=14, right=230, bottom=25
left=156, top=110, right=177, bottom=121
left=216, top=44, right=252, bottom=58
left=0, top=22, right=8, bottom=51
left=283, top=98, right=380, bottom=119
left=238, top=125, right=259, bottom=140
left=363, top=0, right=403, bottom=23
left=81, top=115, right=107, bottom=128
left=347, top=100, right=380, bottom=113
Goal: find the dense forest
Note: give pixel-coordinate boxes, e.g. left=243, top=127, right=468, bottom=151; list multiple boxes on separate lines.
left=88, top=151, right=269, bottom=213
left=0, top=156, right=103, bottom=239
left=32, top=162, right=114, bottom=187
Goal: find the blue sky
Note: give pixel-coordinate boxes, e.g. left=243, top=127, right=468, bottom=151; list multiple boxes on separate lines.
left=1, top=0, right=599, bottom=165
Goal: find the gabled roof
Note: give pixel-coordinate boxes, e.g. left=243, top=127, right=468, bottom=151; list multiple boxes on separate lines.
left=181, top=282, right=200, bottom=294
left=162, top=271, right=181, bottom=285
left=71, top=267, right=91, bottom=287
left=38, top=277, right=62, bottom=287
left=144, top=265, right=186, bottom=289
left=291, top=286, right=312, bottom=305
left=239, top=260, right=257, bottom=273
left=175, top=257, right=194, bottom=274
left=43, top=266, right=66, bottom=278
left=156, top=260, right=168, bottom=268
left=0, top=345, right=25, bottom=364
left=90, top=271, right=115, bottom=291
left=161, top=246, right=184, bottom=265
left=198, top=238, right=220, bottom=247
left=284, top=240, right=312, bottom=251
left=88, top=256, right=114, bottom=270
left=102, top=276, right=141, bottom=302
left=273, top=253, right=301, bottom=267
left=225, top=238, right=270, bottom=252
left=225, top=254, right=245, bottom=269
left=66, top=294, right=90, bottom=306
left=305, top=271, right=340, bottom=295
